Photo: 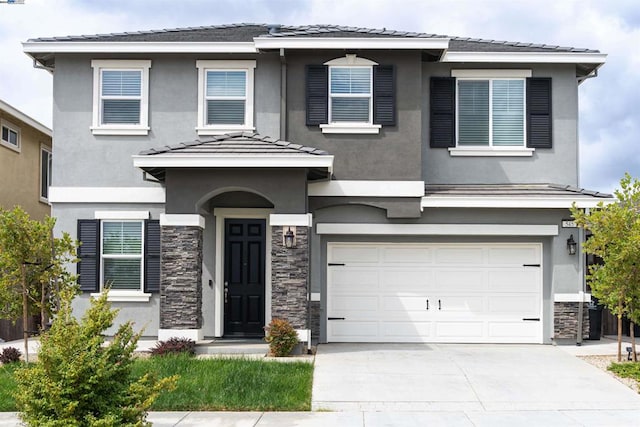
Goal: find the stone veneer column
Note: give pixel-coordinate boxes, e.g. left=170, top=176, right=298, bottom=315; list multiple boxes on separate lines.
left=158, top=214, right=204, bottom=341
left=554, top=302, right=590, bottom=340
left=271, top=225, right=309, bottom=329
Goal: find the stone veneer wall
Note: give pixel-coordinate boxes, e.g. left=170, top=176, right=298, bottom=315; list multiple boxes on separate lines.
left=554, top=302, right=589, bottom=340
left=160, top=226, right=203, bottom=330
left=309, top=300, right=321, bottom=341
left=271, top=226, right=309, bottom=329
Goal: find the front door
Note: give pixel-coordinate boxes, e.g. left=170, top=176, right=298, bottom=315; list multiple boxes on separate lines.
left=224, top=219, right=266, bottom=337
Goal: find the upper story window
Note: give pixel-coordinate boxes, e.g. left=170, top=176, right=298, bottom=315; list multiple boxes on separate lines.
left=40, top=145, right=52, bottom=203
left=196, top=60, right=256, bottom=135
left=91, top=60, right=151, bottom=136
left=1, top=119, right=21, bottom=152
left=306, top=55, right=395, bottom=135
left=429, top=70, right=552, bottom=157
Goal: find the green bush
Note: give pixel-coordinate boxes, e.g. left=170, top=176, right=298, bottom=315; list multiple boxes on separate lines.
left=151, top=337, right=196, bottom=357
left=264, top=318, right=298, bottom=357
left=0, top=347, right=21, bottom=364
left=14, top=288, right=177, bottom=427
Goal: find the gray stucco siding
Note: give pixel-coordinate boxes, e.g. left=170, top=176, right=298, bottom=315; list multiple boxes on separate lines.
left=422, top=63, right=579, bottom=185
left=52, top=53, right=281, bottom=188
left=285, top=51, right=423, bottom=180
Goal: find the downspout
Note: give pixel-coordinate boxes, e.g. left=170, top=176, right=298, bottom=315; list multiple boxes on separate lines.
left=32, top=58, right=54, bottom=74
left=280, top=48, right=287, bottom=140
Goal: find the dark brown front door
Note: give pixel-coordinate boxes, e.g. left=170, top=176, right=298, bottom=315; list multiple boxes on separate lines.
left=224, top=218, right=265, bottom=337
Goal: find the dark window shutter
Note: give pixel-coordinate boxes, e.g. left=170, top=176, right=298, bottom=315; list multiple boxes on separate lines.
left=373, top=65, right=396, bottom=126
left=77, top=219, right=99, bottom=292
left=430, top=77, right=456, bottom=148
left=306, top=65, right=328, bottom=126
left=144, top=219, right=160, bottom=293
left=527, top=77, right=552, bottom=148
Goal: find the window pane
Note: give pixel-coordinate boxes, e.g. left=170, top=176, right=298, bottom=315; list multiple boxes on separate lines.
left=330, top=68, right=370, bottom=94
left=331, top=98, right=370, bottom=122
left=9, top=130, right=17, bottom=145
left=206, top=71, right=246, bottom=97
left=102, top=70, right=141, bottom=96
left=103, top=222, right=142, bottom=255
left=207, top=100, right=245, bottom=125
left=41, top=150, right=50, bottom=199
left=102, top=100, right=141, bottom=124
left=1, top=126, right=7, bottom=142
left=493, top=80, right=524, bottom=146
left=103, top=258, right=141, bottom=290
left=458, top=80, right=489, bottom=146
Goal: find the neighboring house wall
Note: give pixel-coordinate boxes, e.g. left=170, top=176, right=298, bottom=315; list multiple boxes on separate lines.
left=422, top=63, right=579, bottom=185
left=287, top=51, right=423, bottom=180
left=0, top=107, right=51, bottom=220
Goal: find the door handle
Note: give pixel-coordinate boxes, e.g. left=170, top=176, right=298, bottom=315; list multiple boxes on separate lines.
left=426, top=299, right=429, bottom=310
left=224, top=281, right=228, bottom=304
left=438, top=299, right=441, bottom=310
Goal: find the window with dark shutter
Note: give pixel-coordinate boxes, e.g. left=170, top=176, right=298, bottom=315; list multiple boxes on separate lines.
left=77, top=219, right=100, bottom=292
left=144, top=220, right=161, bottom=293
left=527, top=78, right=552, bottom=149
left=373, top=65, right=396, bottom=126
left=430, top=77, right=456, bottom=148
left=306, top=65, right=328, bottom=126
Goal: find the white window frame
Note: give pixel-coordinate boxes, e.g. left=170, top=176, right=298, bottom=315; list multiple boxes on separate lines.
left=1, top=119, right=21, bottom=152
left=320, top=55, right=381, bottom=134
left=449, top=69, right=534, bottom=157
left=91, top=59, right=151, bottom=136
left=196, top=60, right=256, bottom=135
left=39, top=144, right=52, bottom=203
left=99, top=219, right=145, bottom=295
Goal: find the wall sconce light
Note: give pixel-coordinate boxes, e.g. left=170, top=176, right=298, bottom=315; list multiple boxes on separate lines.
left=284, top=226, right=296, bottom=249
left=567, top=234, right=577, bottom=255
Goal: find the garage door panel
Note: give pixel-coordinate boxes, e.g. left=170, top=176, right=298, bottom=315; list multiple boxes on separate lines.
left=488, top=270, right=539, bottom=292
left=327, top=243, right=543, bottom=344
left=382, top=247, right=433, bottom=263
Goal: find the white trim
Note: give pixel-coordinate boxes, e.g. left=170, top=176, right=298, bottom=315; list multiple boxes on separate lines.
left=24, top=41, right=257, bottom=54
left=0, top=118, right=21, bottom=152
left=91, top=60, right=151, bottom=136
left=269, top=213, right=312, bottom=227
left=133, top=154, right=334, bottom=171
left=95, top=210, right=150, bottom=220
left=420, top=196, right=615, bottom=209
left=442, top=51, right=607, bottom=64
left=554, top=292, right=591, bottom=303
left=158, top=328, right=204, bottom=341
left=310, top=292, right=321, bottom=302
left=254, top=37, right=450, bottom=50
left=452, top=69, right=532, bottom=78
left=316, top=223, right=559, bottom=236
left=160, top=214, right=205, bottom=228
left=0, top=99, right=52, bottom=137
left=320, top=123, right=381, bottom=134
left=91, top=291, right=152, bottom=302
left=213, top=208, right=273, bottom=337
left=448, top=147, right=534, bottom=157
left=324, top=54, right=378, bottom=66
left=308, top=180, right=425, bottom=197
left=48, top=187, right=165, bottom=203
left=196, top=60, right=256, bottom=135
left=39, top=144, right=52, bottom=203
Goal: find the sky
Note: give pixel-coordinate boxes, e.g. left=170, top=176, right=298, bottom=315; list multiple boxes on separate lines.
left=0, top=0, right=638, bottom=193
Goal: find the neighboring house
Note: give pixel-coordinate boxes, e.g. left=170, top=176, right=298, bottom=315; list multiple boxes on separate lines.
left=0, top=99, right=52, bottom=220
left=23, top=24, right=614, bottom=345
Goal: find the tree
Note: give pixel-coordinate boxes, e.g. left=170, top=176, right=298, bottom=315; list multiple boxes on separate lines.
left=571, top=173, right=640, bottom=362
left=0, top=206, right=77, bottom=362
left=15, top=287, right=177, bottom=427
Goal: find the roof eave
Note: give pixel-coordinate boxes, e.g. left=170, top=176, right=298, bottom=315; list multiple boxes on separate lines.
left=420, top=196, right=616, bottom=209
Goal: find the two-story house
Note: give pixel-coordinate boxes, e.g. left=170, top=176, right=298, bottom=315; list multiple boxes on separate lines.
left=23, top=24, right=612, bottom=345
left=0, top=99, right=52, bottom=220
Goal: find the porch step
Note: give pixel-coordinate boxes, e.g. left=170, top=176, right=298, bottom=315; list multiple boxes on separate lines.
left=195, top=339, right=268, bottom=356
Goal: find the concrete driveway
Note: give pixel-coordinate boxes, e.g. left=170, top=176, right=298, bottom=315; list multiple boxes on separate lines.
left=312, top=344, right=640, bottom=412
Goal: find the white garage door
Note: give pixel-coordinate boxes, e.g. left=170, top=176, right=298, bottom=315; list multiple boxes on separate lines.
left=327, top=243, right=543, bottom=343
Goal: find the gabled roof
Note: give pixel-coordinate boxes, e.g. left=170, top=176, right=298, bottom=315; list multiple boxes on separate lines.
left=133, top=132, right=333, bottom=181
left=422, top=184, right=614, bottom=209
left=0, top=99, right=52, bottom=137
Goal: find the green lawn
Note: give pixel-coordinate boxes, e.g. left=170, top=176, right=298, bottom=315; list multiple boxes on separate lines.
left=0, top=355, right=314, bottom=412
left=609, top=361, right=640, bottom=386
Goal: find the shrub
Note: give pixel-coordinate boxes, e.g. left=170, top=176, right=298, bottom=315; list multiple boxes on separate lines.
left=151, top=337, right=196, bottom=357
left=264, top=318, right=299, bottom=357
left=14, top=288, right=177, bottom=427
left=0, top=347, right=21, bottom=364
